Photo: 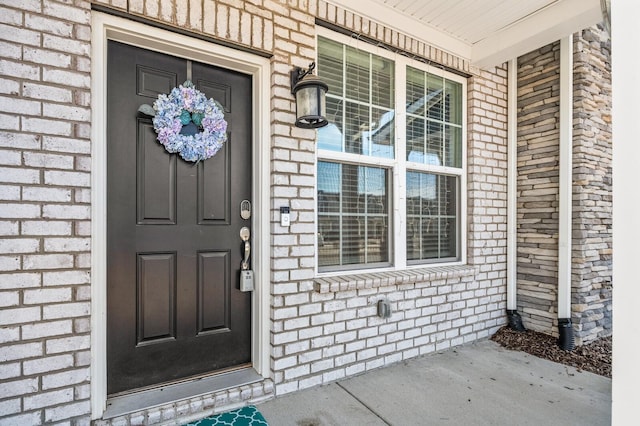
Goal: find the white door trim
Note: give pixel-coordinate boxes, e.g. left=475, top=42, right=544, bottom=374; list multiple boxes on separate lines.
left=90, top=12, right=271, bottom=419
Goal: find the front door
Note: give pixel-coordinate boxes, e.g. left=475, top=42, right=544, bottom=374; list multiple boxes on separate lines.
left=106, top=41, right=253, bottom=395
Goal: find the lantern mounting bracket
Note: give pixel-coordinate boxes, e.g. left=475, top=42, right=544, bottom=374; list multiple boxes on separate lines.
left=290, top=62, right=316, bottom=94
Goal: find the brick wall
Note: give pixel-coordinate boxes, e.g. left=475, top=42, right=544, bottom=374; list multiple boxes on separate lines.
left=467, top=66, right=509, bottom=329
left=516, top=28, right=612, bottom=344
left=0, top=1, right=510, bottom=424
left=0, top=0, right=92, bottom=424
left=273, top=266, right=484, bottom=394
left=270, top=2, right=508, bottom=396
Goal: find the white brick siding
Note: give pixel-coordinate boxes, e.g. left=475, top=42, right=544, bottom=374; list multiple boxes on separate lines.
left=0, top=0, right=609, bottom=425
left=266, top=0, right=507, bottom=401
left=0, top=0, right=92, bottom=423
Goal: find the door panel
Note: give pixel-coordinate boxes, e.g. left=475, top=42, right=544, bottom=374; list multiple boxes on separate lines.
left=196, top=79, right=232, bottom=113
left=197, top=251, right=231, bottom=333
left=137, top=66, right=178, bottom=98
left=107, top=41, right=253, bottom=395
left=136, top=120, right=177, bottom=224
left=197, top=141, right=230, bottom=224
left=136, top=252, right=176, bottom=344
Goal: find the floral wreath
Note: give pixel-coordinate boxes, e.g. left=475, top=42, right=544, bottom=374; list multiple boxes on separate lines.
left=139, top=81, right=227, bottom=162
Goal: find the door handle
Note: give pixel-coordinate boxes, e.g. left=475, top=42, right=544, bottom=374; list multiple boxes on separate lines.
left=239, top=227, right=253, bottom=292
left=242, top=241, right=250, bottom=270
left=240, top=227, right=250, bottom=270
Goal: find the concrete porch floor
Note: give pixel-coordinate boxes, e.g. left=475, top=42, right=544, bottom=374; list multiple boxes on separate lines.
left=257, top=340, right=611, bottom=425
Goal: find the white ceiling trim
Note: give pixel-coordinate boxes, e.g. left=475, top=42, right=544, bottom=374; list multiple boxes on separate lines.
left=324, top=0, right=473, bottom=60
left=471, top=0, right=602, bottom=68
left=325, top=0, right=603, bottom=69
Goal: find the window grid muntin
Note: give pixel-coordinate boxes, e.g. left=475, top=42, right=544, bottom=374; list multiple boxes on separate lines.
left=319, top=35, right=395, bottom=160
left=406, top=172, right=459, bottom=263
left=317, top=161, right=391, bottom=271
left=316, top=29, right=466, bottom=273
left=406, top=65, right=463, bottom=169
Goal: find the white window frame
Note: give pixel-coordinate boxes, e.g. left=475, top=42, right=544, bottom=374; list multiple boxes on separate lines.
left=315, top=27, right=467, bottom=276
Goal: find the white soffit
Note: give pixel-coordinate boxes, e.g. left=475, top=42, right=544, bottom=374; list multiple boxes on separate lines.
left=471, top=0, right=602, bottom=68
left=326, top=0, right=603, bottom=69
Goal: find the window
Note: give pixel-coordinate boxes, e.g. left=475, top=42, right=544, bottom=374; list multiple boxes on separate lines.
left=405, top=66, right=463, bottom=263
left=316, top=30, right=466, bottom=272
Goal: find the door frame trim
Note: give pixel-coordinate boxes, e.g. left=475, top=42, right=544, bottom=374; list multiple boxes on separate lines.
left=90, top=12, right=271, bottom=419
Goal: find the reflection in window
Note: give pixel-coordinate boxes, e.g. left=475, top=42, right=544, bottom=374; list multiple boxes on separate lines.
left=318, top=161, right=390, bottom=269
left=317, top=35, right=465, bottom=272
left=406, top=172, right=457, bottom=261
left=406, top=66, right=462, bottom=168
left=317, top=36, right=395, bottom=160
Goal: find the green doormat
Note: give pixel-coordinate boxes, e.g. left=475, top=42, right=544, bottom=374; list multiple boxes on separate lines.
left=184, top=405, right=268, bottom=426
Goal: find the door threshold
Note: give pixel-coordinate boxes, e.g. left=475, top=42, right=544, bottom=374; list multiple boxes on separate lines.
left=103, top=367, right=263, bottom=419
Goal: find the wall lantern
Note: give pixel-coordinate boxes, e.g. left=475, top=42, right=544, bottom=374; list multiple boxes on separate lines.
left=290, top=62, right=329, bottom=129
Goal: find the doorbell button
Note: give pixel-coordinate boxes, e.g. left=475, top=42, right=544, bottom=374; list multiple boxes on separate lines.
left=280, top=206, right=290, bottom=227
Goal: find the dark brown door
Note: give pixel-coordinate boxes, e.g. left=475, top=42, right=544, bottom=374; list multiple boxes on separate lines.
left=106, top=41, right=253, bottom=395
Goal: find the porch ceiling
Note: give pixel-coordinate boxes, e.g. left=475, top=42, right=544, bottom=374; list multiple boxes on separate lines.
left=326, top=0, right=604, bottom=68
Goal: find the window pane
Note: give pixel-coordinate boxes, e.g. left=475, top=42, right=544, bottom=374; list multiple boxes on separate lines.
left=407, top=118, right=444, bottom=165
left=344, top=101, right=370, bottom=154
left=366, top=107, right=394, bottom=158
left=444, top=125, right=462, bottom=168
left=425, top=121, right=442, bottom=165
left=445, top=80, right=462, bottom=125
left=407, top=67, right=444, bottom=119
left=406, top=116, right=425, bottom=162
left=318, top=162, right=341, bottom=213
left=345, top=46, right=371, bottom=103
left=406, top=172, right=457, bottom=261
left=426, top=73, right=444, bottom=121
left=406, top=67, right=425, bottom=115
left=372, top=57, right=394, bottom=109
left=318, top=97, right=344, bottom=152
left=438, top=217, right=457, bottom=258
left=406, top=65, right=461, bottom=170
left=318, top=161, right=390, bottom=269
left=318, top=38, right=343, bottom=96
left=318, top=36, right=395, bottom=160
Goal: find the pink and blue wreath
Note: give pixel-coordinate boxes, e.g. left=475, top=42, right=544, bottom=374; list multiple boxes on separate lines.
left=151, top=81, right=227, bottom=162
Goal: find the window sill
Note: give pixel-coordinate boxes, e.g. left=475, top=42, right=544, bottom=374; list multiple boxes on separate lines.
left=313, top=265, right=477, bottom=293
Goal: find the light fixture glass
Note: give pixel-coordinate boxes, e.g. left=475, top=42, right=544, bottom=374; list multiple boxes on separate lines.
left=291, top=62, right=329, bottom=129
